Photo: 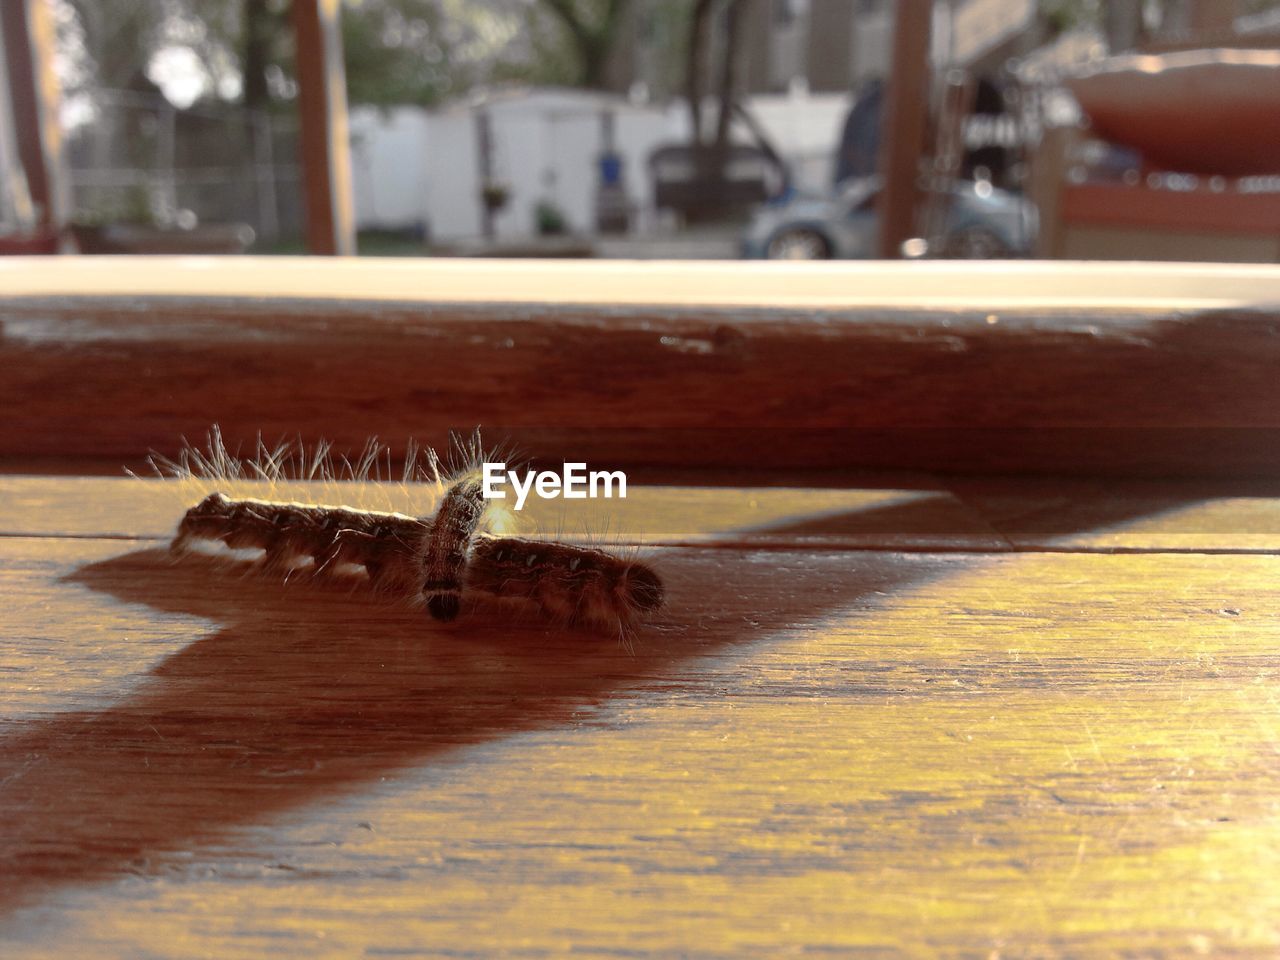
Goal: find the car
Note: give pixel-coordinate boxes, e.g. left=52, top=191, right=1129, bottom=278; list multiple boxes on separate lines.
left=741, top=176, right=1037, bottom=259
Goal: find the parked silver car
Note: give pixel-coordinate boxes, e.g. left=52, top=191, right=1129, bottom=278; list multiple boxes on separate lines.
left=741, top=177, right=1037, bottom=259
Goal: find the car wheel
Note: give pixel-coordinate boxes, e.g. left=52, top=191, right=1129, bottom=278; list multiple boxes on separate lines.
left=766, top=228, right=832, bottom=260
left=940, top=227, right=1010, bottom=260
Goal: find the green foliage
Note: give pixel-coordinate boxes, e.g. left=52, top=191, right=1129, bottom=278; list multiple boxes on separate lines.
left=485, top=5, right=583, bottom=89
left=71, top=185, right=157, bottom=226
left=56, top=0, right=671, bottom=110
left=1038, top=0, right=1100, bottom=37
left=61, top=0, right=241, bottom=96
left=534, top=198, right=567, bottom=234
left=533, top=0, right=632, bottom=88
left=341, top=0, right=456, bottom=106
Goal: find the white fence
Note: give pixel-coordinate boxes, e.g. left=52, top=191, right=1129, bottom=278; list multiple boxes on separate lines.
left=59, top=86, right=852, bottom=247
left=350, top=88, right=852, bottom=242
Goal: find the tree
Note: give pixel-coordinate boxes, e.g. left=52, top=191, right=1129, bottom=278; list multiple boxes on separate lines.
left=60, top=0, right=240, bottom=98
left=684, top=0, right=714, bottom=141
left=534, top=0, right=632, bottom=89
left=58, top=0, right=502, bottom=110
left=682, top=0, right=753, bottom=214
left=241, top=0, right=284, bottom=110
left=340, top=0, right=457, bottom=107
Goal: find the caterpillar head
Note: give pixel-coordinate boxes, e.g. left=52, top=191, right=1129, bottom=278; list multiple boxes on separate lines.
left=619, top=561, right=664, bottom=614
left=427, top=593, right=462, bottom=622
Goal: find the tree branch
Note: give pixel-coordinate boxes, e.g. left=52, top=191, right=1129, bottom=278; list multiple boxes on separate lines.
left=538, top=0, right=597, bottom=56
left=538, top=0, right=630, bottom=88
left=714, top=0, right=747, bottom=153
left=686, top=0, right=717, bottom=148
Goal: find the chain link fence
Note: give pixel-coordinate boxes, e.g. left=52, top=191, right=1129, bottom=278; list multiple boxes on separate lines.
left=63, top=90, right=304, bottom=247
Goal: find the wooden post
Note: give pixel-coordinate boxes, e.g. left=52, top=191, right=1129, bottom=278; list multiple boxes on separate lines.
left=876, top=0, right=931, bottom=259
left=0, top=0, right=66, bottom=232
left=1026, top=125, right=1075, bottom=259
left=291, top=0, right=355, bottom=256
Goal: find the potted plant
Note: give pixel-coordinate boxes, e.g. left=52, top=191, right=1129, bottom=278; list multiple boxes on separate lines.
left=534, top=199, right=567, bottom=236
left=481, top=180, right=510, bottom=214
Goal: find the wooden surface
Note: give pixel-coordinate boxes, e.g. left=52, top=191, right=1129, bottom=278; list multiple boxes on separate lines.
left=2, top=474, right=1279, bottom=958
left=3, top=259, right=1280, bottom=477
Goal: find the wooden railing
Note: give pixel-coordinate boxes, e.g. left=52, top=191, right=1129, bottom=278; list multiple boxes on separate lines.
left=2, top=257, right=1279, bottom=477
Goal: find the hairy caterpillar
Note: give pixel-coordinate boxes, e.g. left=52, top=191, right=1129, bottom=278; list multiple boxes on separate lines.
left=420, top=476, right=487, bottom=622
left=158, top=430, right=664, bottom=639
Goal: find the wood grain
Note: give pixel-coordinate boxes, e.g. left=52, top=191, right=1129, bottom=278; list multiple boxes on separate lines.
left=2, top=478, right=1278, bottom=957
left=953, top=476, right=1280, bottom=552
left=3, top=259, right=1280, bottom=477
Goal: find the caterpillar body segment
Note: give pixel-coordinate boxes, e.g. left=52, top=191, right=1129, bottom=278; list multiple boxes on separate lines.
left=420, top=476, right=488, bottom=622
left=317, top=520, right=424, bottom=593
left=171, top=491, right=426, bottom=585
left=468, top=536, right=664, bottom=637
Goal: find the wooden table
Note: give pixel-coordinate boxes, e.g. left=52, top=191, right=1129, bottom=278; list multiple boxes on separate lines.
left=2, top=259, right=1279, bottom=956
left=2, top=471, right=1278, bottom=957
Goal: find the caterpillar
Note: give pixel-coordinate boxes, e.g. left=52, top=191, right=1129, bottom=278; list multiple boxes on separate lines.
left=420, top=475, right=486, bottom=622
left=158, top=429, right=664, bottom=639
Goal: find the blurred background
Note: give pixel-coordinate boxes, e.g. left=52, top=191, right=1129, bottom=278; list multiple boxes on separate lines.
left=1, top=0, right=1279, bottom=261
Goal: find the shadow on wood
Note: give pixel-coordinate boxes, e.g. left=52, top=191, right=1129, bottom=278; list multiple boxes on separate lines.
left=0, top=513, right=954, bottom=910
left=0, top=479, right=1240, bottom=911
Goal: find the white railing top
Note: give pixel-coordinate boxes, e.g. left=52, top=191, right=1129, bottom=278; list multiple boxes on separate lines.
left=2, top=257, right=1279, bottom=312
